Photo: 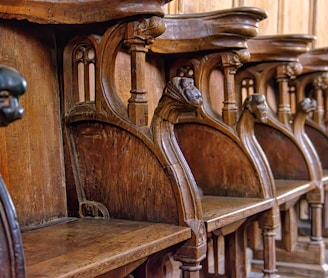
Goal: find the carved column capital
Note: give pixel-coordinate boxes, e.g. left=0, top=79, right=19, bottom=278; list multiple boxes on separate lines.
left=313, top=72, right=328, bottom=90
left=125, top=16, right=166, bottom=46
left=276, top=62, right=303, bottom=81
left=220, top=49, right=250, bottom=73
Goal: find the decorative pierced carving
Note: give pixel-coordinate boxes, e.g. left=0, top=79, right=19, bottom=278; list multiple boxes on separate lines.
left=0, top=65, right=26, bottom=126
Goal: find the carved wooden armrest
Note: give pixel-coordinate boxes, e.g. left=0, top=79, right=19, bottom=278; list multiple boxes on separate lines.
left=0, top=65, right=26, bottom=126
left=150, top=7, right=267, bottom=54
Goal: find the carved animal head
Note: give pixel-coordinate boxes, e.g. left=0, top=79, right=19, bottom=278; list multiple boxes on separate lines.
left=296, top=97, right=316, bottom=114
left=165, top=77, right=203, bottom=107
left=0, top=65, right=26, bottom=126
left=154, top=77, right=203, bottom=123
left=243, top=93, right=269, bottom=123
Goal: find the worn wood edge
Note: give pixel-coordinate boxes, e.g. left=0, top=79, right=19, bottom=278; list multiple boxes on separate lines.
left=248, top=34, right=316, bottom=62
left=0, top=0, right=171, bottom=24
left=150, top=7, right=267, bottom=53
left=23, top=218, right=191, bottom=277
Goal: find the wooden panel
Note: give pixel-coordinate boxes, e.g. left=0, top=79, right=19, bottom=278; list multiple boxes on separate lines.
left=0, top=20, right=67, bottom=228
left=313, top=0, right=328, bottom=48
left=255, top=124, right=309, bottom=180
left=174, top=123, right=262, bottom=198
left=164, top=0, right=233, bottom=14
left=242, top=0, right=279, bottom=35
left=68, top=122, right=179, bottom=224
left=279, top=0, right=311, bottom=34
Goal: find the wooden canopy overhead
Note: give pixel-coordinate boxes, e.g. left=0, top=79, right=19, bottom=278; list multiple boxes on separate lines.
left=0, top=0, right=171, bottom=24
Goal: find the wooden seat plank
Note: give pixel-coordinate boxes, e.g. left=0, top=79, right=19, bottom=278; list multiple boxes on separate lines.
left=22, top=218, right=191, bottom=278
left=201, top=196, right=273, bottom=231
left=274, top=180, right=315, bottom=205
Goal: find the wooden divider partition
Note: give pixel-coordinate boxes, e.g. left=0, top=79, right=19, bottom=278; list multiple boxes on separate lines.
left=234, top=35, right=327, bottom=277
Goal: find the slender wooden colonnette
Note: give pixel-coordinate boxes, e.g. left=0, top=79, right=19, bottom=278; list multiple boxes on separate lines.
left=235, top=35, right=327, bottom=277
left=150, top=8, right=282, bottom=278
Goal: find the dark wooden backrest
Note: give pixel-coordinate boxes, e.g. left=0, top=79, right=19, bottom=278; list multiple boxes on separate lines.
left=0, top=65, right=27, bottom=278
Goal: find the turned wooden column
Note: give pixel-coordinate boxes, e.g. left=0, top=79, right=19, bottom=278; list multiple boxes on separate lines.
left=276, top=62, right=303, bottom=125
left=312, top=73, right=328, bottom=127
left=125, top=17, right=165, bottom=126
left=220, top=50, right=250, bottom=126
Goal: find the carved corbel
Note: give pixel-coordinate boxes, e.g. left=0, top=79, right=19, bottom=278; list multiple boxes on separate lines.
left=0, top=65, right=26, bottom=126
left=219, top=49, right=250, bottom=126
left=276, top=62, right=303, bottom=125
left=124, top=17, right=166, bottom=126
left=312, top=72, right=328, bottom=127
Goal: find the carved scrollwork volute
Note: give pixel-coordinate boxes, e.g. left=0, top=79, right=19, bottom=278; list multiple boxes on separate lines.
left=0, top=65, right=26, bottom=126
left=219, top=49, right=250, bottom=126
left=124, top=17, right=166, bottom=126
left=276, top=62, right=303, bottom=125
left=154, top=77, right=203, bottom=123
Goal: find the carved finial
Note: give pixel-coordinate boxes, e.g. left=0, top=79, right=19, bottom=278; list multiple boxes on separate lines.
left=154, top=77, right=203, bottom=123
left=242, top=93, right=269, bottom=123
left=0, top=65, right=26, bottom=126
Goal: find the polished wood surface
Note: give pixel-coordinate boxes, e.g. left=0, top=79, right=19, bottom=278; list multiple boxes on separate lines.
left=0, top=0, right=171, bottom=24
left=201, top=196, right=273, bottom=231
left=23, top=218, right=190, bottom=277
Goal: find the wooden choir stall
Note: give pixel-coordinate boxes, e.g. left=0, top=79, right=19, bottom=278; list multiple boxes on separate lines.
left=1, top=1, right=328, bottom=278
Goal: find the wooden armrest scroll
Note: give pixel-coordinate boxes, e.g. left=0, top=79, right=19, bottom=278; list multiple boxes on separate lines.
left=0, top=65, right=26, bottom=126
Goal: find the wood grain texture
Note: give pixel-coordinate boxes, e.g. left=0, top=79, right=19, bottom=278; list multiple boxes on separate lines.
left=0, top=20, right=67, bottom=228
left=22, top=218, right=190, bottom=277
left=0, top=0, right=171, bottom=24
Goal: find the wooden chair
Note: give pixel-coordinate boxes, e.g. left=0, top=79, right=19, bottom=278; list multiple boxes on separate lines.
left=149, top=8, right=281, bottom=277
left=0, top=1, right=211, bottom=277
left=295, top=48, right=328, bottom=237
left=234, top=35, right=327, bottom=277
left=0, top=64, right=26, bottom=278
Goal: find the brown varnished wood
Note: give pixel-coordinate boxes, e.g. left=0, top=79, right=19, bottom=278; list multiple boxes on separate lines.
left=0, top=0, right=171, bottom=24
left=235, top=35, right=327, bottom=276
left=153, top=76, right=279, bottom=277
left=201, top=196, right=273, bottom=231
left=22, top=218, right=191, bottom=277
left=151, top=7, right=267, bottom=54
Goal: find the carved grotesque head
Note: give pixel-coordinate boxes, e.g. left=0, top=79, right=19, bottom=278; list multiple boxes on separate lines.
left=243, top=93, right=269, bottom=123
left=0, top=65, right=26, bottom=126
left=167, top=77, right=203, bottom=107
left=296, top=97, right=316, bottom=114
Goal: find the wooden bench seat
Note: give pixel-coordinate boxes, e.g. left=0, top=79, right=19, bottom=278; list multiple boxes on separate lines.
left=201, top=196, right=274, bottom=231
left=274, top=180, right=315, bottom=205
left=22, top=218, right=191, bottom=277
